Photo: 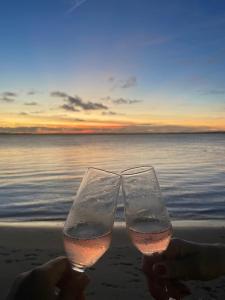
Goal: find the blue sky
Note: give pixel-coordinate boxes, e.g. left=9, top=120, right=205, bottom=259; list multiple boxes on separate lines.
left=0, top=0, right=225, bottom=133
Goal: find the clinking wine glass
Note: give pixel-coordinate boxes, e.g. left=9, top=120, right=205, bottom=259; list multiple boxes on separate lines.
left=121, top=166, right=172, bottom=256
left=63, top=167, right=121, bottom=272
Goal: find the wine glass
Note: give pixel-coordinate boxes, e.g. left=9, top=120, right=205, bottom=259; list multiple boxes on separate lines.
left=63, top=167, right=121, bottom=272
left=121, top=166, right=172, bottom=256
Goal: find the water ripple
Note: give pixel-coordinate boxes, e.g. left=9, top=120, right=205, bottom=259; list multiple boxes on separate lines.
left=0, top=134, right=225, bottom=221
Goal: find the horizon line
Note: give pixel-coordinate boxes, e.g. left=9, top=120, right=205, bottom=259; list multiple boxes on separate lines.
left=0, top=131, right=225, bottom=136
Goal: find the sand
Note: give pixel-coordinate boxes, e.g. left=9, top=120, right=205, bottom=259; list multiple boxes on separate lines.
left=1, top=221, right=225, bottom=300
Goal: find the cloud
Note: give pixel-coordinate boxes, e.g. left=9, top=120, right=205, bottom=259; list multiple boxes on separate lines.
left=31, top=110, right=45, bottom=114
left=27, top=90, right=41, bottom=95
left=27, top=91, right=36, bottom=95
left=114, top=98, right=141, bottom=104
left=60, top=104, right=80, bottom=112
left=108, top=76, right=115, bottom=82
left=103, top=96, right=142, bottom=105
left=102, top=96, right=112, bottom=101
left=0, top=96, right=15, bottom=103
left=67, top=95, right=108, bottom=110
left=3, top=92, right=17, bottom=97
left=51, top=91, right=68, bottom=98
left=120, top=76, right=137, bottom=88
left=51, top=91, right=108, bottom=111
left=74, top=118, right=85, bottom=122
left=19, top=112, right=29, bottom=116
left=113, top=98, right=131, bottom=104
left=0, top=91, right=17, bottom=102
left=109, top=76, right=137, bottom=89
left=102, top=111, right=119, bottom=116
left=24, top=101, right=38, bottom=106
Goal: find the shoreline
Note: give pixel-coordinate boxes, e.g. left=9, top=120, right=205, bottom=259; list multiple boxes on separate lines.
left=0, top=219, right=225, bottom=228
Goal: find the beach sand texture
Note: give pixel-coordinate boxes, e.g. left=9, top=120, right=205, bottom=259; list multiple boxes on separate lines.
left=1, top=221, right=225, bottom=300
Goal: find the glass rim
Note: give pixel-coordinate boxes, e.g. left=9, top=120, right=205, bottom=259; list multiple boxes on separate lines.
left=87, top=167, right=120, bottom=177
left=121, top=165, right=154, bottom=176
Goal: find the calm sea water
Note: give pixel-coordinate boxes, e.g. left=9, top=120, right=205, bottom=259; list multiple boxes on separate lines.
left=0, top=134, right=225, bottom=221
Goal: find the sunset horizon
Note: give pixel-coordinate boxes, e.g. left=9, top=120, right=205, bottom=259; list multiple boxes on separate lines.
left=1, top=0, right=225, bottom=134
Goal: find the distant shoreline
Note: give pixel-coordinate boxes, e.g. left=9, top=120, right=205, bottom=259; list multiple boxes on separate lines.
left=0, top=131, right=225, bottom=136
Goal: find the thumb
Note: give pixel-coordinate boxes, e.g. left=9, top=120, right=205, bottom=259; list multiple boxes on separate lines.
left=39, top=256, right=71, bottom=286
left=153, top=256, right=198, bottom=280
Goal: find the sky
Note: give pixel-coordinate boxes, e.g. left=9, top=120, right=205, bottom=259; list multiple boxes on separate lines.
left=0, top=0, right=225, bottom=134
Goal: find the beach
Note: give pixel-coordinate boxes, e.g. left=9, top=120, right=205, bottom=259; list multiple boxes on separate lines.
left=1, top=221, right=225, bottom=300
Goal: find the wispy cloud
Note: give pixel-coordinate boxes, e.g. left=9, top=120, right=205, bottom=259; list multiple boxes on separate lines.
left=51, top=91, right=68, bottom=98
left=0, top=96, right=15, bottom=103
left=108, top=76, right=115, bottom=82
left=0, top=91, right=17, bottom=103
left=51, top=91, right=108, bottom=111
left=120, top=76, right=137, bottom=89
left=27, top=90, right=41, bottom=96
left=109, top=76, right=137, bottom=89
left=67, top=0, right=88, bottom=14
left=24, top=101, right=38, bottom=106
left=103, top=96, right=142, bottom=105
left=60, top=104, right=80, bottom=112
left=31, top=110, right=45, bottom=114
left=2, top=92, right=17, bottom=97
left=19, top=112, right=29, bottom=116
left=102, top=111, right=121, bottom=116
left=74, top=118, right=85, bottom=122
left=113, top=98, right=141, bottom=104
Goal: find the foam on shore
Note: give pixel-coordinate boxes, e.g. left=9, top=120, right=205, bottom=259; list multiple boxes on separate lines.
left=0, top=219, right=224, bottom=229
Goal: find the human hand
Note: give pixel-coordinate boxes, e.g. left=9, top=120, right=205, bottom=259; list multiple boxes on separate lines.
left=142, top=238, right=225, bottom=300
left=7, top=256, right=89, bottom=300
left=142, top=239, right=191, bottom=300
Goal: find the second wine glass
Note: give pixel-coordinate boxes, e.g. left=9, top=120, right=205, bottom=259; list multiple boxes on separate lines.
left=63, top=167, right=121, bottom=272
left=121, top=166, right=172, bottom=255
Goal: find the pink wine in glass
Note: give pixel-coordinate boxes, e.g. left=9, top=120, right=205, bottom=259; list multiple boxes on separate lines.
left=128, top=218, right=172, bottom=255
left=63, top=222, right=111, bottom=272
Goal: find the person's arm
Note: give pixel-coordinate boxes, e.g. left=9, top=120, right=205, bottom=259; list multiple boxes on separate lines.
left=7, top=256, right=89, bottom=300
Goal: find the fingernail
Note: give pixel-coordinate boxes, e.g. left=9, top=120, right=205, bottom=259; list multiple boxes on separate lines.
left=153, top=264, right=167, bottom=276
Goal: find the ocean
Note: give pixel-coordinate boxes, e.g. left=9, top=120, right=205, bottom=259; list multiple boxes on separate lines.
left=0, top=133, right=225, bottom=222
